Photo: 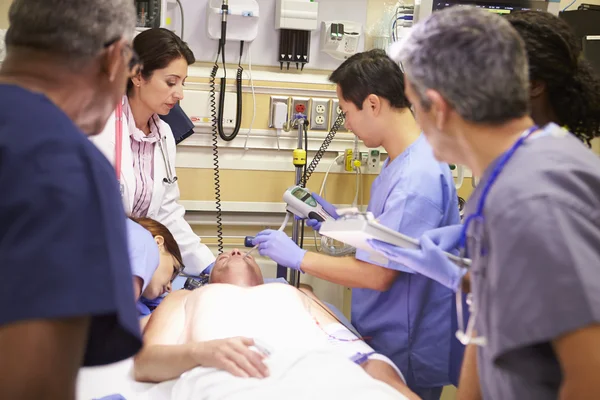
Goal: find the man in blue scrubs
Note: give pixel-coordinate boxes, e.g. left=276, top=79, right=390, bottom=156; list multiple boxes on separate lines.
left=252, top=49, right=460, bottom=399
left=370, top=7, right=600, bottom=398
left=0, top=0, right=142, bottom=398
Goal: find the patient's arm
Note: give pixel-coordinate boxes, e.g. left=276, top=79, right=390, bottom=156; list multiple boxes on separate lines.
left=298, top=288, right=420, bottom=400
left=134, top=289, right=268, bottom=383
left=134, top=290, right=193, bottom=382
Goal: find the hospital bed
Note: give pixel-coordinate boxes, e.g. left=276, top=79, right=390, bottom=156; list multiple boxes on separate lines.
left=77, top=280, right=406, bottom=400
left=77, top=323, right=406, bottom=400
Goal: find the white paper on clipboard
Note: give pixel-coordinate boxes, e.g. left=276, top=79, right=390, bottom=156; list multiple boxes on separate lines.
left=319, top=215, right=469, bottom=266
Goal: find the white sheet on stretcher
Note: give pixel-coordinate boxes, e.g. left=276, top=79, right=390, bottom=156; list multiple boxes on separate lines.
left=77, top=323, right=407, bottom=400
left=77, top=349, right=405, bottom=400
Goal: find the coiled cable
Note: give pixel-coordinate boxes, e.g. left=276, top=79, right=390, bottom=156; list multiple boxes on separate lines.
left=210, top=49, right=224, bottom=254
left=217, top=41, right=244, bottom=141
left=299, top=111, right=345, bottom=188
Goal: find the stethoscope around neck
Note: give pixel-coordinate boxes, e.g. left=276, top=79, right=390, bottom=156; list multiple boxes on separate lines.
left=152, top=118, right=178, bottom=185
left=454, top=124, right=539, bottom=347
left=114, top=102, right=178, bottom=188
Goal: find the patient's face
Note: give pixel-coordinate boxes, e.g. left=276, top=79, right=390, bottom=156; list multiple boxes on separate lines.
left=209, top=249, right=264, bottom=287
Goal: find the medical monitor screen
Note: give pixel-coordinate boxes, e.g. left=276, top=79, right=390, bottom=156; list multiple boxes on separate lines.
left=432, top=0, right=548, bottom=14
left=583, top=37, right=600, bottom=76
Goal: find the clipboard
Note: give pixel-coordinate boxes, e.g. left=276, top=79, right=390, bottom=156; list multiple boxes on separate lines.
left=319, top=215, right=470, bottom=267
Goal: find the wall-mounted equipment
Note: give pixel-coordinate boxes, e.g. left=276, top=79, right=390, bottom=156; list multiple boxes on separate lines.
left=275, top=0, right=319, bottom=70
left=207, top=0, right=260, bottom=42
left=208, top=0, right=252, bottom=254
left=417, top=0, right=557, bottom=23
left=560, top=6, right=600, bottom=76
left=320, top=21, right=362, bottom=61
left=134, top=0, right=178, bottom=31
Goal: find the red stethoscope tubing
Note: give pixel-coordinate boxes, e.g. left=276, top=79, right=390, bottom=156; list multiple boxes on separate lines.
left=115, top=102, right=123, bottom=180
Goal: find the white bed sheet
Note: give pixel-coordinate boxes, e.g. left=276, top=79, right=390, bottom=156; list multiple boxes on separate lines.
left=77, top=323, right=406, bottom=400
left=77, top=350, right=406, bottom=400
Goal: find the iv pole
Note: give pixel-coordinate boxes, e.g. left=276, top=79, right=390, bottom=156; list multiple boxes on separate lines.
left=276, top=113, right=308, bottom=288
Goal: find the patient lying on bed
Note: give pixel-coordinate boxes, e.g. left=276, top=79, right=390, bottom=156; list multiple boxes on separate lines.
left=134, top=249, right=419, bottom=400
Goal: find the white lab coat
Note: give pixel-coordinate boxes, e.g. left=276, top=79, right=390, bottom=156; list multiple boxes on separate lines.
left=90, top=98, right=216, bottom=275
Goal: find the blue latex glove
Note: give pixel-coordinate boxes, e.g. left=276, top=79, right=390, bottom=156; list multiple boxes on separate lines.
left=202, top=261, right=215, bottom=275
left=367, top=224, right=466, bottom=291
left=252, top=229, right=307, bottom=272
left=306, top=193, right=339, bottom=231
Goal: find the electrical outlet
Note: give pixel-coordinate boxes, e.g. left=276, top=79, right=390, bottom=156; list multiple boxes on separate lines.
left=291, top=97, right=311, bottom=128
left=268, top=96, right=290, bottom=128
left=369, top=149, right=381, bottom=170
left=309, top=98, right=330, bottom=131
left=330, top=99, right=347, bottom=132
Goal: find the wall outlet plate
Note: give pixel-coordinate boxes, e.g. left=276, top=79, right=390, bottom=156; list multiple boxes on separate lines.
left=309, top=98, right=331, bottom=131
left=269, top=96, right=290, bottom=128
left=369, top=149, right=381, bottom=170
left=291, top=97, right=311, bottom=128
left=330, top=99, right=347, bottom=132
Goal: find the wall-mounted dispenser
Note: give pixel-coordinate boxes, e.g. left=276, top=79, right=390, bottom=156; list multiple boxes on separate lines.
left=207, top=0, right=260, bottom=42
left=320, top=20, right=362, bottom=61
left=275, top=0, right=319, bottom=70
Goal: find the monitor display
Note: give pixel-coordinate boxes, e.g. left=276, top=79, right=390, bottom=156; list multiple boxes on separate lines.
left=583, top=36, right=600, bottom=77
left=432, top=0, right=548, bottom=14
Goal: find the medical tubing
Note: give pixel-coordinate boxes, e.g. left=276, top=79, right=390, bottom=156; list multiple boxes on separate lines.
left=217, top=44, right=244, bottom=142
left=176, top=0, right=184, bottom=38
left=299, top=121, right=309, bottom=249
left=300, top=112, right=345, bottom=188
left=210, top=49, right=224, bottom=254
left=300, top=291, right=371, bottom=342
left=279, top=212, right=291, bottom=231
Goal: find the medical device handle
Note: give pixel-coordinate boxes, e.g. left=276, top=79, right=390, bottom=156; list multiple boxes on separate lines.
left=114, top=102, right=123, bottom=181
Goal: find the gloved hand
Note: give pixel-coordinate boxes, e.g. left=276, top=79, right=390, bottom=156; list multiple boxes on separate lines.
left=202, top=261, right=215, bottom=275
left=367, top=224, right=466, bottom=291
left=252, top=229, right=307, bottom=272
left=306, top=193, right=339, bottom=232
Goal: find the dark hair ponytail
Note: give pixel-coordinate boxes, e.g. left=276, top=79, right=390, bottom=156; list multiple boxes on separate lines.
left=507, top=11, right=600, bottom=145
left=127, top=28, right=195, bottom=94
left=556, top=59, right=600, bottom=145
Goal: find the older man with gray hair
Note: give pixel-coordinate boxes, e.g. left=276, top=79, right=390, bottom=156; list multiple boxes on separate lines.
left=372, top=6, right=600, bottom=399
left=0, top=0, right=144, bottom=399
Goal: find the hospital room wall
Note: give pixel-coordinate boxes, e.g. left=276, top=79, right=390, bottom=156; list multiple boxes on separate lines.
left=0, top=1, right=10, bottom=28
left=177, top=73, right=379, bottom=317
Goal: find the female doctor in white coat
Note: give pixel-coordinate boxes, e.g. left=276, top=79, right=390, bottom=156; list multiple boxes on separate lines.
left=91, top=28, right=215, bottom=275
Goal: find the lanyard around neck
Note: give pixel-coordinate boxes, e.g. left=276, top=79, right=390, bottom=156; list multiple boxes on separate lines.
left=459, top=125, right=539, bottom=252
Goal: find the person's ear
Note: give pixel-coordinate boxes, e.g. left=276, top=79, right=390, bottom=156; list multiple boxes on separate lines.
left=365, top=94, right=382, bottom=116
left=102, top=39, right=127, bottom=83
left=426, top=89, right=450, bottom=132
left=530, top=80, right=545, bottom=98
left=154, top=235, right=165, bottom=248
left=131, top=71, right=143, bottom=88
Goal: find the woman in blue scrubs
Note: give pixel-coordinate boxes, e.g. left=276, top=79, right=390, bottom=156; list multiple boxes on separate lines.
left=251, top=50, right=460, bottom=400
left=126, top=217, right=184, bottom=329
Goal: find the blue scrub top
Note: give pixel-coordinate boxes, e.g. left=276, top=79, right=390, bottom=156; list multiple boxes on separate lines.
left=353, top=134, right=460, bottom=389
left=126, top=218, right=160, bottom=296
left=0, top=84, right=142, bottom=366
